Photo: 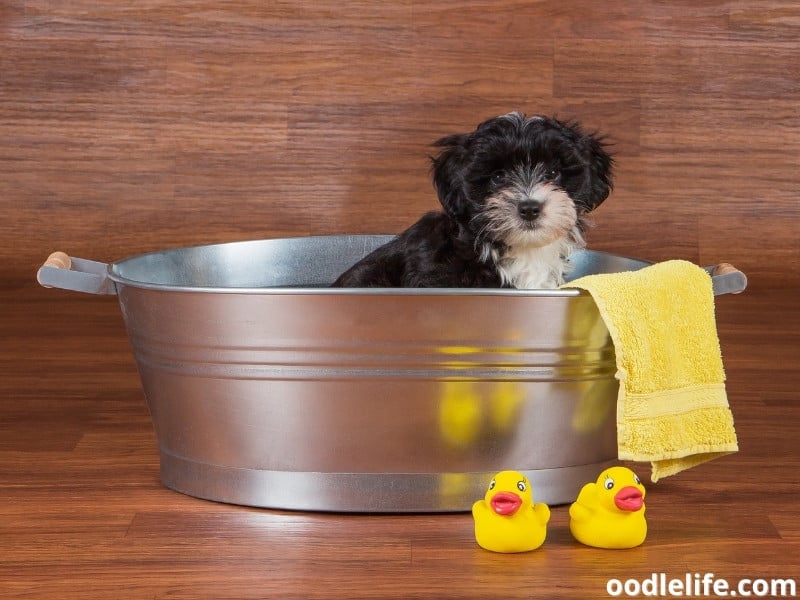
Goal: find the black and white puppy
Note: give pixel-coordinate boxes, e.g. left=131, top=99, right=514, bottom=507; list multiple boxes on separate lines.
left=332, top=112, right=613, bottom=289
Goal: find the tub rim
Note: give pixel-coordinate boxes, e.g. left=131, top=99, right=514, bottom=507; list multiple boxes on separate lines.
left=104, top=235, right=652, bottom=296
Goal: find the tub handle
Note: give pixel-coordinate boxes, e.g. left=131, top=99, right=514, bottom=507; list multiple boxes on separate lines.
left=37, top=251, right=117, bottom=295
left=707, top=263, right=747, bottom=296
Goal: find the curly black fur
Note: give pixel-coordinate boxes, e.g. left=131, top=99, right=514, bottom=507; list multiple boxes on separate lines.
left=332, top=112, right=613, bottom=288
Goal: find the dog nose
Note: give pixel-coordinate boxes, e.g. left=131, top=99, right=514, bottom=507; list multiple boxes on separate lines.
left=518, top=200, right=542, bottom=221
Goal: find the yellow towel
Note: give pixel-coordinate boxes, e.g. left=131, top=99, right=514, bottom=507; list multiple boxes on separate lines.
left=563, top=260, right=738, bottom=482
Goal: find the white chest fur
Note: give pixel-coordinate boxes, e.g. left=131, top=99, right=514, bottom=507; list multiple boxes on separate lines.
left=497, top=238, right=577, bottom=289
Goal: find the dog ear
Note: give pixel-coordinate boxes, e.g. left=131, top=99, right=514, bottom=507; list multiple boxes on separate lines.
left=431, top=134, right=472, bottom=222
left=575, top=129, right=614, bottom=212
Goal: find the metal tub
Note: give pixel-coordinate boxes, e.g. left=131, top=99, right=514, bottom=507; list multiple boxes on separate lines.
left=37, top=235, right=747, bottom=512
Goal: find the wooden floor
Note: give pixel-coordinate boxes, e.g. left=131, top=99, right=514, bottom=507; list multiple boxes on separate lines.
left=2, top=1, right=799, bottom=598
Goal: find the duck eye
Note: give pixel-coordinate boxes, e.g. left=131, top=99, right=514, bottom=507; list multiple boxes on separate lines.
left=634, top=473, right=641, bottom=485
left=488, top=479, right=496, bottom=491
left=517, top=480, right=527, bottom=492
left=604, top=477, right=615, bottom=490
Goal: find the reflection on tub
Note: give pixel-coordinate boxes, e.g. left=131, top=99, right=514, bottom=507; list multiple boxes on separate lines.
left=438, top=380, right=525, bottom=450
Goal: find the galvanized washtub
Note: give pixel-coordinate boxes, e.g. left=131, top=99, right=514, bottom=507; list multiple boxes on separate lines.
left=37, top=236, right=747, bottom=512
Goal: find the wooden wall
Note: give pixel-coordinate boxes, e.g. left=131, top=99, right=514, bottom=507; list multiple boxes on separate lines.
left=2, top=1, right=798, bottom=292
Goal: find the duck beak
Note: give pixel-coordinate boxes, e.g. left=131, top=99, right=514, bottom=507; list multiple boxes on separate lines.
left=614, top=486, right=644, bottom=511
left=490, top=492, right=522, bottom=515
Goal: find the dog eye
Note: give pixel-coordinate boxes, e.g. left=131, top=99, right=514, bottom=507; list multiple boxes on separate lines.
left=490, top=171, right=505, bottom=184
left=545, top=168, right=560, bottom=181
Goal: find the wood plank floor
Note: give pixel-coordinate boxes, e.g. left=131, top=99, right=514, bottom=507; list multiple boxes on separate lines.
left=2, top=1, right=799, bottom=598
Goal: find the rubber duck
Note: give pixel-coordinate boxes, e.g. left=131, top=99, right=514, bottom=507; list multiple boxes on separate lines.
left=472, top=470, right=550, bottom=553
left=569, top=466, right=647, bottom=549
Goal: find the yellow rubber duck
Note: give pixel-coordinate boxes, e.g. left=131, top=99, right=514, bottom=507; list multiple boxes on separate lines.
left=472, top=470, right=550, bottom=553
left=569, top=466, right=647, bottom=549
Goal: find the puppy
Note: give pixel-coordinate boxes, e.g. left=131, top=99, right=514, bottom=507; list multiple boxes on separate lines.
left=332, top=112, right=613, bottom=289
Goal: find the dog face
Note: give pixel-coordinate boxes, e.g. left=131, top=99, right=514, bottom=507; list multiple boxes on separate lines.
left=431, top=112, right=613, bottom=251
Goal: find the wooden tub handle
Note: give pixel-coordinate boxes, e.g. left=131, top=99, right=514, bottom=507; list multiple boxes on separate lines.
left=37, top=252, right=116, bottom=295
left=710, top=263, right=747, bottom=295
left=42, top=251, right=73, bottom=271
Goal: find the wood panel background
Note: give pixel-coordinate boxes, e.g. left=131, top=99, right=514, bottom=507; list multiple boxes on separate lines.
left=1, top=1, right=798, bottom=598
